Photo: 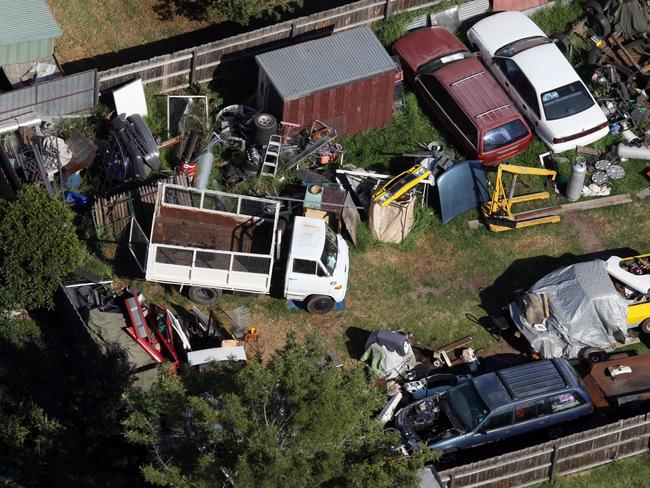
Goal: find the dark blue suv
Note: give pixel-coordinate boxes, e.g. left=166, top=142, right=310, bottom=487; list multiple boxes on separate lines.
left=395, top=359, right=594, bottom=453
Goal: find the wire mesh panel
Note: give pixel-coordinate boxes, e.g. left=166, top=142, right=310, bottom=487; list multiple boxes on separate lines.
left=128, top=218, right=149, bottom=273
left=202, top=192, right=231, bottom=212
left=232, top=255, right=272, bottom=274
left=194, top=251, right=231, bottom=270
left=155, top=247, right=194, bottom=267
left=213, top=193, right=240, bottom=213
left=163, top=186, right=201, bottom=207
left=239, top=198, right=275, bottom=218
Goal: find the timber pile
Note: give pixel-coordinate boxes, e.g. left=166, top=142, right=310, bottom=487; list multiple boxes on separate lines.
left=467, top=194, right=633, bottom=230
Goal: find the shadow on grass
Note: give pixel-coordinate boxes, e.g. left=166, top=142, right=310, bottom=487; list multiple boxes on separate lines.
left=345, top=326, right=371, bottom=359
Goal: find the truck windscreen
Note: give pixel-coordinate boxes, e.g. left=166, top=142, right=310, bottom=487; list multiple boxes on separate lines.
left=321, top=225, right=338, bottom=275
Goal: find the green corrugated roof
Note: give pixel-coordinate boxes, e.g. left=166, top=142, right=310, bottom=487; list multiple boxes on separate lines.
left=0, top=0, right=62, bottom=46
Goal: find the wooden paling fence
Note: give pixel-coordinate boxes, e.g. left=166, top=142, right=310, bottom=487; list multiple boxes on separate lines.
left=97, top=0, right=444, bottom=93
left=92, top=174, right=189, bottom=241
left=436, top=413, right=650, bottom=488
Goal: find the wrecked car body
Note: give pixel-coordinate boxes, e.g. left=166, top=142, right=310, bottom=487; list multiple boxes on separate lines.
left=395, top=359, right=594, bottom=454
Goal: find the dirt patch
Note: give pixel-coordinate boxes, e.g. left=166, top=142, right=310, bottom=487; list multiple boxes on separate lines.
left=406, top=268, right=490, bottom=301
left=564, top=212, right=606, bottom=253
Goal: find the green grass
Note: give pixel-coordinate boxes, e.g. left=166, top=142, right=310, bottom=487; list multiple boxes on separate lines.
left=539, top=452, right=650, bottom=488
left=86, top=1, right=650, bottom=363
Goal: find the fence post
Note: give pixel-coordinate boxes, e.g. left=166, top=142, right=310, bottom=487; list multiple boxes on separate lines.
left=549, top=444, right=559, bottom=481
left=189, top=51, right=197, bottom=86
left=384, top=0, right=397, bottom=19
left=448, top=473, right=454, bottom=488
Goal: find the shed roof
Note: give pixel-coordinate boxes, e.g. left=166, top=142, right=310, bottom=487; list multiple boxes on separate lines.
left=255, top=27, right=395, bottom=100
left=0, top=0, right=62, bottom=46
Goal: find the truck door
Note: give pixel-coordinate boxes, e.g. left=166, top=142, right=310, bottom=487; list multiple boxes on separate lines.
left=284, top=258, right=331, bottom=300
left=128, top=217, right=149, bottom=274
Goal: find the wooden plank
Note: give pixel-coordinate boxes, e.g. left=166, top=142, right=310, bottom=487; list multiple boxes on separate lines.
left=468, top=194, right=633, bottom=229
left=636, top=186, right=650, bottom=199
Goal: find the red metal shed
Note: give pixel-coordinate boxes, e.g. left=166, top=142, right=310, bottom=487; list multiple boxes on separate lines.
left=255, top=27, right=396, bottom=135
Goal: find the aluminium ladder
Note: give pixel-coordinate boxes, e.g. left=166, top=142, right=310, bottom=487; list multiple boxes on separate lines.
left=260, top=134, right=282, bottom=177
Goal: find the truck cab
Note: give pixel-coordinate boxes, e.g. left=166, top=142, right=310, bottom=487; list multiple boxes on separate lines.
left=284, top=216, right=349, bottom=314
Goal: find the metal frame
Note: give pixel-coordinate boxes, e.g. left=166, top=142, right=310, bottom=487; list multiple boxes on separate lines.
left=143, top=183, right=280, bottom=295
left=166, top=95, right=209, bottom=138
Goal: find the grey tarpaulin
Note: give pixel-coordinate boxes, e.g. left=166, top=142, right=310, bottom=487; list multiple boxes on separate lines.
left=509, top=260, right=631, bottom=358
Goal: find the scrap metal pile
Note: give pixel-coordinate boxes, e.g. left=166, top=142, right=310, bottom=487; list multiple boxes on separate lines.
left=205, top=105, right=346, bottom=186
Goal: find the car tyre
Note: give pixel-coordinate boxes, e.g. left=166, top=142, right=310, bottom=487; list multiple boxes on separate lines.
left=189, top=286, right=222, bottom=305
left=253, top=113, right=278, bottom=145
left=550, top=32, right=571, bottom=54
left=640, top=318, right=650, bottom=335
left=590, top=13, right=612, bottom=38
left=584, top=0, right=604, bottom=15
left=582, top=346, right=606, bottom=363
left=306, top=295, right=335, bottom=314
left=587, top=47, right=605, bottom=66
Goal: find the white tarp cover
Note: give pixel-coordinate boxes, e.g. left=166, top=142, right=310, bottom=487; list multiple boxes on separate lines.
left=360, top=330, right=417, bottom=379
left=509, top=260, right=631, bottom=358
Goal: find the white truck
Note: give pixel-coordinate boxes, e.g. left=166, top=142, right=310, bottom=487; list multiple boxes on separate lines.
left=128, top=183, right=349, bottom=314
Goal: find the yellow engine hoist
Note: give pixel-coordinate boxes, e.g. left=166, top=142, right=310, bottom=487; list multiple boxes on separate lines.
left=481, top=164, right=560, bottom=232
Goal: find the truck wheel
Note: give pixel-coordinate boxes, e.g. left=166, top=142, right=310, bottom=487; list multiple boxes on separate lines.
left=590, top=13, right=612, bottom=38
left=587, top=47, right=605, bottom=67
left=640, top=319, right=650, bottom=335
left=582, top=347, right=606, bottom=363
left=189, top=286, right=221, bottom=305
left=306, top=295, right=335, bottom=314
left=253, top=113, right=277, bottom=145
left=584, top=0, right=604, bottom=15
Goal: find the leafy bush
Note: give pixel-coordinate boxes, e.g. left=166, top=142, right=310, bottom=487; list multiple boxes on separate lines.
left=205, top=0, right=304, bottom=25
left=0, top=186, right=85, bottom=309
left=125, top=332, right=435, bottom=487
left=374, top=0, right=465, bottom=47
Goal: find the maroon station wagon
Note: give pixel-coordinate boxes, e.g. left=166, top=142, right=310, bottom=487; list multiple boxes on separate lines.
left=394, top=28, right=532, bottom=165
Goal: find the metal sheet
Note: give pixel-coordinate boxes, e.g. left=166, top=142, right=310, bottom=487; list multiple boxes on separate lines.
left=458, top=0, right=490, bottom=22
left=0, top=0, right=60, bottom=64
left=436, top=160, right=489, bottom=224
left=255, top=26, right=395, bottom=100
left=0, top=70, right=97, bottom=121
left=279, top=70, right=394, bottom=135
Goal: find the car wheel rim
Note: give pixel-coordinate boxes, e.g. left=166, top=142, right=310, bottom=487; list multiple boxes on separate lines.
left=257, top=115, right=273, bottom=127
left=197, top=288, right=214, bottom=300
left=314, top=299, right=331, bottom=312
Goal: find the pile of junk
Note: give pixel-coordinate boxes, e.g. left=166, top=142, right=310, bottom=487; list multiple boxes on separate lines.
left=63, top=275, right=254, bottom=388
left=562, top=0, right=650, bottom=163
left=194, top=105, right=346, bottom=187
left=359, top=329, right=484, bottom=424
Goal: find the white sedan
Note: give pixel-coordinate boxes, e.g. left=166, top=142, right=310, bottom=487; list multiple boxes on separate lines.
left=467, top=11, right=609, bottom=153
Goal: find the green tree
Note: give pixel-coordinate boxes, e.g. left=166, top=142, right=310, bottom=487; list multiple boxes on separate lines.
left=125, top=333, right=433, bottom=487
left=204, top=0, right=303, bottom=26
left=0, top=185, right=85, bottom=309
